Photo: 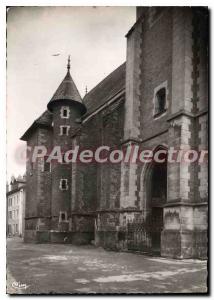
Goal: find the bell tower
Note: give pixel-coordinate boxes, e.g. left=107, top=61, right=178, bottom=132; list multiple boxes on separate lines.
left=47, top=56, right=86, bottom=242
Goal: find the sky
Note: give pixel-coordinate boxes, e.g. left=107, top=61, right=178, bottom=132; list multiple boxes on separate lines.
left=6, top=6, right=136, bottom=181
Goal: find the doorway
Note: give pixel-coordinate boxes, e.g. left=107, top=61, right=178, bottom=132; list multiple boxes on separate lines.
left=151, top=207, right=163, bottom=254
left=150, top=150, right=167, bottom=254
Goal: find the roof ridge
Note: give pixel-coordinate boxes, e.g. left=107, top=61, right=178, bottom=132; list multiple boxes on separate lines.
left=83, top=62, right=126, bottom=101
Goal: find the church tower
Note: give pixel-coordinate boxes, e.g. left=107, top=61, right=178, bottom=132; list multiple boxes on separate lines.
left=47, top=56, right=86, bottom=242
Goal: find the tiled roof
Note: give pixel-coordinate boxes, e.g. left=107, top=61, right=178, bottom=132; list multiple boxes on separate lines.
left=35, top=110, right=52, bottom=126
left=83, top=62, right=126, bottom=116
left=20, top=110, right=52, bottom=141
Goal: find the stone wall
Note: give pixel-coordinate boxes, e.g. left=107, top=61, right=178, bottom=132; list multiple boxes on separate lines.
left=139, top=7, right=172, bottom=139
left=161, top=8, right=208, bottom=259
left=24, top=126, right=53, bottom=242
left=77, top=97, right=125, bottom=248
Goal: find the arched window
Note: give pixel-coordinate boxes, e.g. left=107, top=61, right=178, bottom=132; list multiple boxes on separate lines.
left=156, top=88, right=166, bottom=114
left=153, top=82, right=168, bottom=118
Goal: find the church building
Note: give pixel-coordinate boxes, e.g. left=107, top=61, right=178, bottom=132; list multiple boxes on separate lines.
left=21, top=7, right=208, bottom=259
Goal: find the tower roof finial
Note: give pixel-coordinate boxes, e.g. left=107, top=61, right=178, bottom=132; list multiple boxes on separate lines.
left=67, top=55, right=71, bottom=71
left=47, top=56, right=87, bottom=115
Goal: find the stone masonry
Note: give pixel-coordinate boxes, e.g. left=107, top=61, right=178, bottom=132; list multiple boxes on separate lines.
left=21, top=7, right=208, bottom=258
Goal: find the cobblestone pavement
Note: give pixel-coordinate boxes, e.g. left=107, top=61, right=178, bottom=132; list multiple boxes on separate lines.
left=7, top=238, right=208, bottom=294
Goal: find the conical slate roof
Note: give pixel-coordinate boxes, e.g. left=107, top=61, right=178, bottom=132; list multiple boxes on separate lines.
left=47, top=58, right=86, bottom=114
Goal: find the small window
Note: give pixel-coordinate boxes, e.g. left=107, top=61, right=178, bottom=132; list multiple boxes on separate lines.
left=59, top=211, right=67, bottom=222
left=154, top=87, right=167, bottom=117
left=62, top=127, right=67, bottom=135
left=60, top=106, right=70, bottom=119
left=60, top=126, right=70, bottom=136
left=43, top=156, right=51, bottom=172
left=63, top=109, right=68, bottom=118
left=60, top=179, right=68, bottom=190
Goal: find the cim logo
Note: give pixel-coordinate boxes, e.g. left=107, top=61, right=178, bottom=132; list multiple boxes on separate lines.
left=12, top=281, right=29, bottom=290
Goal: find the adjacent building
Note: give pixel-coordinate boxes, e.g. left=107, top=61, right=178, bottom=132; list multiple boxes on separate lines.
left=20, top=7, right=208, bottom=258
left=6, top=176, right=26, bottom=237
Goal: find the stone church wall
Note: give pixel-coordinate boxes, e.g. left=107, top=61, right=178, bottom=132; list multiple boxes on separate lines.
left=75, top=98, right=125, bottom=248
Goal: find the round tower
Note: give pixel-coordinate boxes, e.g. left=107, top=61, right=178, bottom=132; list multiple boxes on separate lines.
left=47, top=56, right=86, bottom=242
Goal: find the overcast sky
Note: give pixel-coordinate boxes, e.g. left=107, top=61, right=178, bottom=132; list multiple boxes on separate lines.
left=7, top=6, right=136, bottom=181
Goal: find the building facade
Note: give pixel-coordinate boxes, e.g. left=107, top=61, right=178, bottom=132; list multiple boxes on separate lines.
left=21, top=7, right=208, bottom=258
left=6, top=176, right=26, bottom=237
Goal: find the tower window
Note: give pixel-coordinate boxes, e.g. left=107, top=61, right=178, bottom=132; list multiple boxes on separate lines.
left=63, top=109, right=68, bottom=117
left=60, top=106, right=70, bottom=119
left=62, top=127, right=67, bottom=135
left=60, top=125, right=70, bottom=136
left=153, top=82, right=168, bottom=118
left=59, top=179, right=68, bottom=190
left=59, top=211, right=68, bottom=222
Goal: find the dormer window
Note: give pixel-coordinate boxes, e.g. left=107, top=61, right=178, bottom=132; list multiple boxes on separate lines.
left=153, top=81, right=168, bottom=118
left=60, top=125, right=70, bottom=136
left=60, top=106, right=70, bottom=119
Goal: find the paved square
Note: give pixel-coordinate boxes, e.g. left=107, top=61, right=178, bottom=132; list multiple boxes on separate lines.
left=7, top=238, right=207, bottom=294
